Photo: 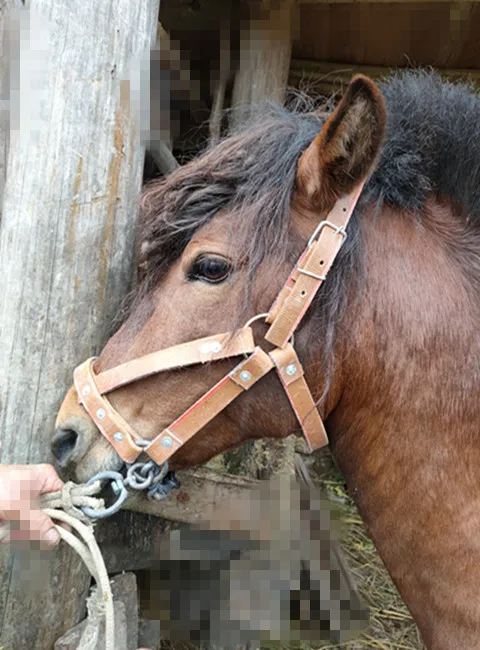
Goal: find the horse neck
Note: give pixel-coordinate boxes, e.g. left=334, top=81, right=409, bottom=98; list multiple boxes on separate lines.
left=326, top=201, right=480, bottom=648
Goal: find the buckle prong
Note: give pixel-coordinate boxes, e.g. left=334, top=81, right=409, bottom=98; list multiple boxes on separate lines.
left=296, top=268, right=327, bottom=282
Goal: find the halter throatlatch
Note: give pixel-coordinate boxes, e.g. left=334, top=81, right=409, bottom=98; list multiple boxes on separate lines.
left=74, top=182, right=364, bottom=469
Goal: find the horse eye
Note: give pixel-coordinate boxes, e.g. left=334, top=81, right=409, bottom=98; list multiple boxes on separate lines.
left=188, top=256, right=232, bottom=284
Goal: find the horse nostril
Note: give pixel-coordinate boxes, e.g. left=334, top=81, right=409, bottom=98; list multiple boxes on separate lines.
left=51, top=428, right=79, bottom=465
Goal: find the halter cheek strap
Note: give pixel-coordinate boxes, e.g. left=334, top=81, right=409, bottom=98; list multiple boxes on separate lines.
left=265, top=183, right=363, bottom=348
left=73, top=182, right=364, bottom=466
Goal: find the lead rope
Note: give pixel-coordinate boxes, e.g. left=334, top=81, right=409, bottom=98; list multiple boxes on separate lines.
left=42, top=481, right=115, bottom=650
left=0, top=480, right=113, bottom=650
left=0, top=462, right=177, bottom=650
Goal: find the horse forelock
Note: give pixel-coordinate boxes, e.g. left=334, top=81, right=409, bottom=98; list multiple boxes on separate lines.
left=122, top=71, right=480, bottom=369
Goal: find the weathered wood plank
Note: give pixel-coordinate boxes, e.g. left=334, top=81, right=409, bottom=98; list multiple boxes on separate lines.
left=0, top=0, right=8, bottom=221
left=91, top=469, right=262, bottom=574
left=231, top=0, right=294, bottom=129
left=294, top=2, right=480, bottom=69
left=124, top=467, right=261, bottom=525
left=0, top=1, right=160, bottom=648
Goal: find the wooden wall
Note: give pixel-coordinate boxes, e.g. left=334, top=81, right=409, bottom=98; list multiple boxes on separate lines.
left=293, top=2, right=480, bottom=69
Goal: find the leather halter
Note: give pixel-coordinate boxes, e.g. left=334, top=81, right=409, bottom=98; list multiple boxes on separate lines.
left=74, top=182, right=364, bottom=466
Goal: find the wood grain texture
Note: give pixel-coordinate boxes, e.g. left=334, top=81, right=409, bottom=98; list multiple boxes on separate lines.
left=293, top=2, right=480, bottom=69
left=231, top=0, right=294, bottom=128
left=0, top=0, right=8, bottom=221
left=0, top=1, right=159, bottom=648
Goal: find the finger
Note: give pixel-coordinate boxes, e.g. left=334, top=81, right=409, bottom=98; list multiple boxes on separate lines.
left=18, top=509, right=60, bottom=548
left=31, top=464, right=64, bottom=495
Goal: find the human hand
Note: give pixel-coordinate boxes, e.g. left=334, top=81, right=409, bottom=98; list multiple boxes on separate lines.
left=0, top=464, right=64, bottom=548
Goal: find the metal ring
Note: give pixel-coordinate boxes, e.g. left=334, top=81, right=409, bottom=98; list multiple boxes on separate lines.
left=139, top=460, right=156, bottom=477
left=150, top=461, right=170, bottom=485
left=243, top=312, right=269, bottom=329
left=147, top=471, right=180, bottom=500
left=81, top=471, right=129, bottom=519
left=241, top=313, right=270, bottom=358
left=125, top=462, right=154, bottom=490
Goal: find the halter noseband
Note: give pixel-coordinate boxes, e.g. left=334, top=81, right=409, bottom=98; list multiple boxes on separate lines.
left=73, top=182, right=364, bottom=467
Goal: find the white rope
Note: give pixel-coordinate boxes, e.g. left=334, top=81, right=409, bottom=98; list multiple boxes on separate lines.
left=42, top=507, right=115, bottom=650
left=0, top=482, right=116, bottom=650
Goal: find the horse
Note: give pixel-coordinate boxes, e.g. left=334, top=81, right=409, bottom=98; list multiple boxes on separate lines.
left=53, top=71, right=480, bottom=649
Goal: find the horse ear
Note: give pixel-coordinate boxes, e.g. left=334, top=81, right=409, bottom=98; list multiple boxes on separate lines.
left=296, top=75, right=386, bottom=206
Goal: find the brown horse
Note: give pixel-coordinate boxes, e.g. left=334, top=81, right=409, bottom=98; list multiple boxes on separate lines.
left=54, top=72, right=480, bottom=649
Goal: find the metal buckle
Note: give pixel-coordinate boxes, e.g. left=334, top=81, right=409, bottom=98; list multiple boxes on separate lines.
left=307, top=220, right=347, bottom=248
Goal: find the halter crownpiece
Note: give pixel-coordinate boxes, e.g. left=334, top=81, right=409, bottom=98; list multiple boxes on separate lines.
left=74, top=182, right=365, bottom=468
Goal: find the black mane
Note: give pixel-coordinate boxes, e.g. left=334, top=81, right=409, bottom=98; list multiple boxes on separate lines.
left=368, top=71, right=480, bottom=219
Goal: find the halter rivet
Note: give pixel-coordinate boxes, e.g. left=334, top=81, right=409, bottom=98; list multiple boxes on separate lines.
left=239, top=370, right=252, bottom=382
left=96, top=408, right=106, bottom=420
left=82, top=386, right=90, bottom=396
left=199, top=341, right=222, bottom=354
left=285, top=364, right=297, bottom=376
left=113, top=432, right=124, bottom=442
left=162, top=435, right=173, bottom=448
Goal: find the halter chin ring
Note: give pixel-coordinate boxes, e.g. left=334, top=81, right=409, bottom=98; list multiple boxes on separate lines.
left=74, top=183, right=365, bottom=480
left=243, top=312, right=270, bottom=328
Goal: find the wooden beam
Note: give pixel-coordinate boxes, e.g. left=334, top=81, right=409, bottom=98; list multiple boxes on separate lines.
left=94, top=468, right=262, bottom=572
left=124, top=468, right=260, bottom=525
left=289, top=58, right=480, bottom=96
left=209, top=19, right=231, bottom=146
left=0, top=1, right=160, bottom=647
left=298, top=0, right=480, bottom=4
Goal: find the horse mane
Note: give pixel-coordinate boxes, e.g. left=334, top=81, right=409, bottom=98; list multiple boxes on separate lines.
left=367, top=71, right=480, bottom=219
left=134, top=71, right=480, bottom=383
left=140, top=71, right=480, bottom=280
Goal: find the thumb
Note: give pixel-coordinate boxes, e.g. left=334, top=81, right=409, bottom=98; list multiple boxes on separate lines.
left=31, top=464, right=64, bottom=495
left=11, top=508, right=60, bottom=548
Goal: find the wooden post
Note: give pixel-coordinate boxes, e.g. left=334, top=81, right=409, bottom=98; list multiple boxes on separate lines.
left=148, top=23, right=180, bottom=175
left=0, top=1, right=159, bottom=648
left=230, top=0, right=294, bottom=129
left=0, top=0, right=9, bottom=221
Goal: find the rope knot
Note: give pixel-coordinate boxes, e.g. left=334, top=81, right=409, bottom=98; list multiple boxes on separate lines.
left=40, top=479, right=105, bottom=524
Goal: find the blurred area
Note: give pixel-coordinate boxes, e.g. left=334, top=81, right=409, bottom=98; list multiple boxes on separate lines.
left=139, top=475, right=368, bottom=647
left=129, top=448, right=424, bottom=650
